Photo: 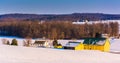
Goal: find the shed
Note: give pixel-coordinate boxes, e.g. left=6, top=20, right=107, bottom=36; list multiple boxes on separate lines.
left=33, top=39, right=52, bottom=47
left=33, top=40, right=46, bottom=47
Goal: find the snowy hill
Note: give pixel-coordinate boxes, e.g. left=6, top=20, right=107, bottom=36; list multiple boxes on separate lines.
left=1, top=36, right=120, bottom=63
left=110, top=39, right=120, bottom=52
left=0, top=45, right=120, bottom=63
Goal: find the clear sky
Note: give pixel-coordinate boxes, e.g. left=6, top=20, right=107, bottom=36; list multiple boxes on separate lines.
left=0, top=0, right=120, bottom=14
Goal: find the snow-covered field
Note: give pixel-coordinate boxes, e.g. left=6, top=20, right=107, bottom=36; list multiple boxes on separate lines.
left=0, top=36, right=120, bottom=63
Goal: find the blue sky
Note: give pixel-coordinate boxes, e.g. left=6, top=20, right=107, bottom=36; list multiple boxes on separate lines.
left=0, top=0, right=120, bottom=14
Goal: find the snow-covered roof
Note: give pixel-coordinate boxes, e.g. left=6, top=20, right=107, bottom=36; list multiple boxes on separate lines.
left=64, top=41, right=81, bottom=47
left=83, top=38, right=106, bottom=45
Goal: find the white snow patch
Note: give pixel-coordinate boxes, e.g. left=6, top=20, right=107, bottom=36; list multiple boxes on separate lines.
left=110, top=39, right=120, bottom=52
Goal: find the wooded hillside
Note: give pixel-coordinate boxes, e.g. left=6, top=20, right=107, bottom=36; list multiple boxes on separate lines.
left=0, top=21, right=118, bottom=39
left=1, top=13, right=120, bottom=21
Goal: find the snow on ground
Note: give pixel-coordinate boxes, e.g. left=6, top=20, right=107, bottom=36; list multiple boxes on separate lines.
left=0, top=36, right=120, bottom=52
left=1, top=36, right=120, bottom=63
left=110, top=39, right=120, bottom=52
left=1, top=45, right=120, bottom=63
left=0, top=36, right=84, bottom=47
left=0, top=36, right=35, bottom=46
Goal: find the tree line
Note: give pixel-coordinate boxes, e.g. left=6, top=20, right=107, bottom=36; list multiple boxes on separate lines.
left=0, top=21, right=119, bottom=39
left=1, top=13, right=120, bottom=21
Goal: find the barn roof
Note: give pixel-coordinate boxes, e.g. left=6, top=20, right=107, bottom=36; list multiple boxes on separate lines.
left=65, top=41, right=81, bottom=47
left=34, top=41, right=46, bottom=44
left=83, top=38, right=106, bottom=45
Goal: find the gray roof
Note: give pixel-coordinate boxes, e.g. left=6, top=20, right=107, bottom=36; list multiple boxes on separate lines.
left=34, top=41, right=46, bottom=44
left=65, top=42, right=81, bottom=47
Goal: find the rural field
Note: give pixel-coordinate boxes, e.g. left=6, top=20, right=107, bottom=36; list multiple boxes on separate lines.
left=0, top=36, right=120, bottom=63
left=1, top=0, right=120, bottom=63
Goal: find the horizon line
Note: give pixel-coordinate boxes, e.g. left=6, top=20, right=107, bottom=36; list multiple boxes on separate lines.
left=1, top=12, right=120, bottom=15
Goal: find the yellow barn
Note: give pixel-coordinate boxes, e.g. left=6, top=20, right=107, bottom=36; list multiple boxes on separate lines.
left=82, top=38, right=110, bottom=52
left=63, top=38, right=110, bottom=52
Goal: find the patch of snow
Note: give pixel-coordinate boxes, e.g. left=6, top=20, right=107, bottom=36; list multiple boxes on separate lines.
left=110, top=39, right=120, bottom=52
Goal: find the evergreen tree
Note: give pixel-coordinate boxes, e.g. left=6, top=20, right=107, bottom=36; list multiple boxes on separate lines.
left=95, top=33, right=102, bottom=38
left=53, top=39, right=58, bottom=46
left=11, top=39, right=18, bottom=46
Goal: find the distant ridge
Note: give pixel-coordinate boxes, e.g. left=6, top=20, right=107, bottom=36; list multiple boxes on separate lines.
left=0, top=13, right=120, bottom=21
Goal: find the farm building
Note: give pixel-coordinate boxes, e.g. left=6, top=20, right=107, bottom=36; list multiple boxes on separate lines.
left=33, top=39, right=53, bottom=47
left=83, top=38, right=110, bottom=52
left=63, top=41, right=84, bottom=50
left=63, top=38, right=110, bottom=52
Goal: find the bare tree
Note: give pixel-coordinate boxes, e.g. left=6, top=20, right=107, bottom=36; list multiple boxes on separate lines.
left=1, top=39, right=8, bottom=45
left=23, top=37, right=32, bottom=47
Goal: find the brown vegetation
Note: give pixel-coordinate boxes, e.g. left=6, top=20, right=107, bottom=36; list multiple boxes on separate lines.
left=0, top=21, right=119, bottom=39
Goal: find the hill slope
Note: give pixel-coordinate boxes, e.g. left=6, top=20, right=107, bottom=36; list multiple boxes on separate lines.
left=0, top=13, right=120, bottom=21
left=0, top=45, right=120, bottom=63
left=0, top=36, right=120, bottom=63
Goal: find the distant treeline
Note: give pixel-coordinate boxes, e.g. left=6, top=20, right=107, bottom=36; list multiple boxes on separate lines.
left=0, top=21, right=119, bottom=39
left=1, top=13, right=120, bottom=21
